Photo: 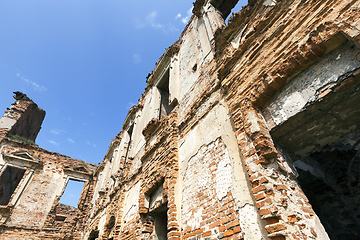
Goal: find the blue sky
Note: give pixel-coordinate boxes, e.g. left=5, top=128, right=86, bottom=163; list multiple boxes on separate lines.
left=0, top=1, right=246, bottom=206
left=0, top=0, right=196, bottom=163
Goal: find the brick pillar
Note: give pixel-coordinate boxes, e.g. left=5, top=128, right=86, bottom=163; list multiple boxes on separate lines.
left=166, top=176, right=181, bottom=240
left=227, top=98, right=325, bottom=239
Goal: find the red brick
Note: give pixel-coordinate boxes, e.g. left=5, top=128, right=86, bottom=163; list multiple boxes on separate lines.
left=265, top=190, right=275, bottom=197
left=202, top=230, right=212, bottom=237
left=265, top=216, right=280, bottom=224
left=256, top=198, right=272, bottom=209
left=233, top=226, right=241, bottom=234
left=226, top=220, right=240, bottom=229
left=254, top=192, right=266, bottom=201
left=224, top=229, right=234, bottom=237
left=221, top=216, right=231, bottom=224
left=274, top=184, right=287, bottom=190
left=287, top=215, right=299, bottom=223
left=259, top=206, right=278, bottom=216
left=301, top=206, right=315, bottom=215
left=252, top=185, right=266, bottom=194
left=259, top=208, right=270, bottom=216
left=210, top=220, right=220, bottom=229
left=266, top=223, right=287, bottom=233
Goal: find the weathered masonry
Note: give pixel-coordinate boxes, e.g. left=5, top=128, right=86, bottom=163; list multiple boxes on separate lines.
left=0, top=92, right=96, bottom=239
left=2, top=0, right=360, bottom=239
left=83, top=0, right=360, bottom=239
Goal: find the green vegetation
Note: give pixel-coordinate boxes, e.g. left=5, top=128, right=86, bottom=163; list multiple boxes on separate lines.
left=7, top=133, right=38, bottom=146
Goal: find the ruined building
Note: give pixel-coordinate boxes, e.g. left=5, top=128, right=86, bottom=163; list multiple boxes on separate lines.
left=0, top=92, right=96, bottom=239
left=1, top=0, right=360, bottom=239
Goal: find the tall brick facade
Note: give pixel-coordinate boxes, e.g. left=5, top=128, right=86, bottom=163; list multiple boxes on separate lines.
left=1, top=0, right=360, bottom=239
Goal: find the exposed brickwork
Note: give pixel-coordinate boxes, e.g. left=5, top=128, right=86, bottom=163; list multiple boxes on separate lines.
left=82, top=0, right=360, bottom=239
left=0, top=93, right=96, bottom=240
left=182, top=138, right=244, bottom=239
left=0, top=141, right=96, bottom=240
left=213, top=0, right=360, bottom=239
left=3, top=0, right=360, bottom=239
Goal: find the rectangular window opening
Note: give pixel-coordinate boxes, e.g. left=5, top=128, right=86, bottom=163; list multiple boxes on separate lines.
left=124, top=123, right=134, bottom=163
left=0, top=166, right=26, bottom=206
left=59, top=179, right=85, bottom=208
left=151, top=203, right=168, bottom=240
left=157, top=69, right=174, bottom=120
left=127, top=124, right=134, bottom=142
left=148, top=183, right=168, bottom=240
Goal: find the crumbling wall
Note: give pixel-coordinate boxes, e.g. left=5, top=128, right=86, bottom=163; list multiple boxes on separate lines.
left=48, top=0, right=360, bottom=240
left=82, top=2, right=228, bottom=239
left=0, top=141, right=95, bottom=240
left=215, top=0, right=360, bottom=239
left=181, top=138, right=250, bottom=239
left=0, top=92, right=45, bottom=142
left=178, top=100, right=266, bottom=239
left=0, top=94, right=96, bottom=240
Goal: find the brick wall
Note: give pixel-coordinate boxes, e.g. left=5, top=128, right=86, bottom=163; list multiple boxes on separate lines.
left=182, top=138, right=243, bottom=239
left=0, top=140, right=96, bottom=240
left=39, top=0, right=360, bottom=239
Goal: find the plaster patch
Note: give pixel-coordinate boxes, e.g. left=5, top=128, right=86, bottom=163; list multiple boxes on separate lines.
left=129, top=156, right=142, bottom=176
left=185, top=207, right=203, bottom=229
left=263, top=0, right=276, bottom=6
left=247, top=112, right=261, bottom=134
left=264, top=41, right=360, bottom=129
left=239, top=204, right=266, bottom=240
left=122, top=181, right=141, bottom=223
left=0, top=117, right=16, bottom=130
left=98, top=213, right=107, bottom=237
left=215, top=151, right=232, bottom=200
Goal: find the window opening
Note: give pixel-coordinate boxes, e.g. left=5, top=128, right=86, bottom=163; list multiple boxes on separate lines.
left=106, top=216, right=116, bottom=239
left=124, top=124, right=134, bottom=165
left=59, top=179, right=85, bottom=207
left=150, top=204, right=168, bottom=240
left=88, top=230, right=99, bottom=240
left=192, top=63, right=198, bottom=72
left=0, top=166, right=26, bottom=205
left=224, top=0, right=247, bottom=24
left=107, top=215, right=116, bottom=229
left=148, top=184, right=168, bottom=240
left=157, top=69, right=174, bottom=120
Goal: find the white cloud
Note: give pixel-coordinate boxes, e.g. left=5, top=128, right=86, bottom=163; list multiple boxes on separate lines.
left=16, top=73, right=47, bottom=93
left=48, top=140, right=59, bottom=146
left=50, top=129, right=65, bottom=135
left=135, top=11, right=178, bottom=33
left=63, top=117, right=72, bottom=122
left=147, top=11, right=163, bottom=29
left=134, top=18, right=145, bottom=28
left=133, top=54, right=142, bottom=64
left=181, top=7, right=193, bottom=24
left=126, top=101, right=136, bottom=109
left=67, top=138, right=75, bottom=144
left=86, top=141, right=96, bottom=148
left=175, top=13, right=181, bottom=19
